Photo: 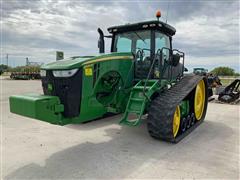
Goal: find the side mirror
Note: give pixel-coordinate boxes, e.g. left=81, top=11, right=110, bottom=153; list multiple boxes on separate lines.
left=97, top=28, right=105, bottom=53
left=171, top=53, right=180, bottom=66
left=56, top=51, right=64, bottom=61
left=184, top=67, right=188, bottom=72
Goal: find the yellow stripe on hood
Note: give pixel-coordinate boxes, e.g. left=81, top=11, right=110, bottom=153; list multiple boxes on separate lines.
left=82, top=56, right=133, bottom=65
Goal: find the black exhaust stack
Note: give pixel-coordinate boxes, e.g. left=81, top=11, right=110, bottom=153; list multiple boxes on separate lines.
left=97, top=28, right=105, bottom=53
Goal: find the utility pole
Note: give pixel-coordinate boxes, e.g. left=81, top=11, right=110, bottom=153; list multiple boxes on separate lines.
left=26, top=57, right=29, bottom=66
left=6, top=54, right=8, bottom=67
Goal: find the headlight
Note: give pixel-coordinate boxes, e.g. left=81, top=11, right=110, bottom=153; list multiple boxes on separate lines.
left=40, top=70, right=46, bottom=77
left=53, top=69, right=78, bottom=77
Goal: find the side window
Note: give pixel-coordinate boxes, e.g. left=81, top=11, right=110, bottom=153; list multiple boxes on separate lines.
left=136, top=39, right=151, bottom=51
left=155, top=32, right=170, bottom=60
left=115, top=37, right=132, bottom=52
left=136, top=38, right=151, bottom=60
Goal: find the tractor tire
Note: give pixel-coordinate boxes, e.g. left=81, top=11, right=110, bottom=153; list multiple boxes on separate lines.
left=147, top=75, right=208, bottom=143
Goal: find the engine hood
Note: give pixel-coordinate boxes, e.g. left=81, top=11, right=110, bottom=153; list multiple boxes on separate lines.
left=41, top=52, right=133, bottom=70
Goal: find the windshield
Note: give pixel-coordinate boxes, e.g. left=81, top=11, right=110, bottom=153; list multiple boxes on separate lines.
left=113, top=30, right=151, bottom=54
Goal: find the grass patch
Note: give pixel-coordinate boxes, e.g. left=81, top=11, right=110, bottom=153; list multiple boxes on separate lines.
left=220, top=78, right=235, bottom=86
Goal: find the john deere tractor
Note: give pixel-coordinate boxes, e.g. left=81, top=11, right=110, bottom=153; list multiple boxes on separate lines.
left=9, top=12, right=208, bottom=143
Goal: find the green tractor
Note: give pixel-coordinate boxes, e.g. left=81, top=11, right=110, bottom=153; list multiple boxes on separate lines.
left=9, top=12, right=208, bottom=143
left=193, top=68, right=208, bottom=76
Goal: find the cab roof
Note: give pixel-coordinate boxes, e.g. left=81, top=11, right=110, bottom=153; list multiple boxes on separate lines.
left=107, top=20, right=176, bottom=36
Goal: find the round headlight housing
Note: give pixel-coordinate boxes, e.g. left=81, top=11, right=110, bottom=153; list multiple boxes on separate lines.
left=40, top=70, right=46, bottom=77
left=52, top=69, right=78, bottom=77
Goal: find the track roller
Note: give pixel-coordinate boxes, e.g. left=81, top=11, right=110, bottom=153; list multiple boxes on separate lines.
left=190, top=113, right=195, bottom=126
left=181, top=117, right=187, bottom=132
left=186, top=115, right=191, bottom=129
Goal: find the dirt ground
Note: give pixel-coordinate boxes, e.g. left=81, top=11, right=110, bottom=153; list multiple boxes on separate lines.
left=1, top=79, right=239, bottom=179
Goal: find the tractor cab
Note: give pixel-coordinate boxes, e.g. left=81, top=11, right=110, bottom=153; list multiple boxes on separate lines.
left=98, top=12, right=185, bottom=81
left=193, top=68, right=208, bottom=76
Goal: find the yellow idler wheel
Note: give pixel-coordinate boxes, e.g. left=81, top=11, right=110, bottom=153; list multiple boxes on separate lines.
left=194, top=80, right=206, bottom=120
left=173, top=106, right=181, bottom=137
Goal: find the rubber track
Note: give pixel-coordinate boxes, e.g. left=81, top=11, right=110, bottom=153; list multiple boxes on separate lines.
left=147, top=74, right=206, bottom=143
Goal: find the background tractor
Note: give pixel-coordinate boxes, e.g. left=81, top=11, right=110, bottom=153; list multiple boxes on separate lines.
left=193, top=68, right=222, bottom=98
left=9, top=12, right=208, bottom=143
left=193, top=68, right=208, bottom=76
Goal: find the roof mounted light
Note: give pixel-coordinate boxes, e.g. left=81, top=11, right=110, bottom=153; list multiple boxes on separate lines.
left=149, top=24, right=156, bottom=27
left=156, top=10, right=161, bottom=21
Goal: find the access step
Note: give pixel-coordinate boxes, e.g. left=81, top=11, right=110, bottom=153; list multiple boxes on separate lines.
left=120, top=80, right=159, bottom=126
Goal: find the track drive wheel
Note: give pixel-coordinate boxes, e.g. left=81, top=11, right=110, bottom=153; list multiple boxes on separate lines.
left=147, top=99, right=182, bottom=142
left=173, top=106, right=181, bottom=138
left=194, top=79, right=208, bottom=121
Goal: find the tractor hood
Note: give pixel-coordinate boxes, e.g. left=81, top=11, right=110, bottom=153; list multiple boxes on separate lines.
left=41, top=52, right=133, bottom=70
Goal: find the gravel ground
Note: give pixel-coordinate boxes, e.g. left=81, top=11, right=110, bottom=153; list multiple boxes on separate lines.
left=1, top=79, right=239, bottom=179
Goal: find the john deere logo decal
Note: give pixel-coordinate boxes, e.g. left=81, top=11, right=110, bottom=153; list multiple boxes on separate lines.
left=84, top=66, right=93, bottom=76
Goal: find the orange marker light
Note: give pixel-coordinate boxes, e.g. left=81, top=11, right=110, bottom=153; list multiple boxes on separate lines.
left=156, top=10, right=161, bottom=18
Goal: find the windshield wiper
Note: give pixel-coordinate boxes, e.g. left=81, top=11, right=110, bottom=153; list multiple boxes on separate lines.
left=134, top=31, right=146, bottom=45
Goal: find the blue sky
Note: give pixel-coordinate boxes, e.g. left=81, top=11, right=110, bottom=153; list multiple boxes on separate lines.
left=1, top=0, right=240, bottom=72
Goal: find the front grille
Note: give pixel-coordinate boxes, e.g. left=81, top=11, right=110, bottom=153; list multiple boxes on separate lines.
left=41, top=69, right=82, bottom=118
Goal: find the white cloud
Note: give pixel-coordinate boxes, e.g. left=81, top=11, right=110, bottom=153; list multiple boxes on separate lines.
left=3, top=2, right=127, bottom=49
left=174, top=12, right=239, bottom=54
left=1, top=0, right=239, bottom=72
left=185, top=54, right=240, bottom=72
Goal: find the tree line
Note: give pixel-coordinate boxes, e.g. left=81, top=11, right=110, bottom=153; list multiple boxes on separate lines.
left=210, top=66, right=239, bottom=76
left=0, top=64, right=239, bottom=76
left=0, top=64, right=40, bottom=75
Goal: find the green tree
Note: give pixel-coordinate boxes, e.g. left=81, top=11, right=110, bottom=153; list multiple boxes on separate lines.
left=0, top=64, right=9, bottom=70
left=0, top=64, right=11, bottom=75
left=9, top=66, right=40, bottom=73
left=210, top=67, right=235, bottom=76
left=234, top=72, right=240, bottom=76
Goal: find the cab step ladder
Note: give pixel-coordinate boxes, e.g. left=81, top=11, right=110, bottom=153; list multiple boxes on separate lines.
left=120, top=80, right=159, bottom=126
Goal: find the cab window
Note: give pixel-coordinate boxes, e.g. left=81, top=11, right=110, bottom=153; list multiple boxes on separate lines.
left=113, top=30, right=151, bottom=54
left=136, top=37, right=151, bottom=58
left=155, top=32, right=170, bottom=59
left=115, top=37, right=132, bottom=52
